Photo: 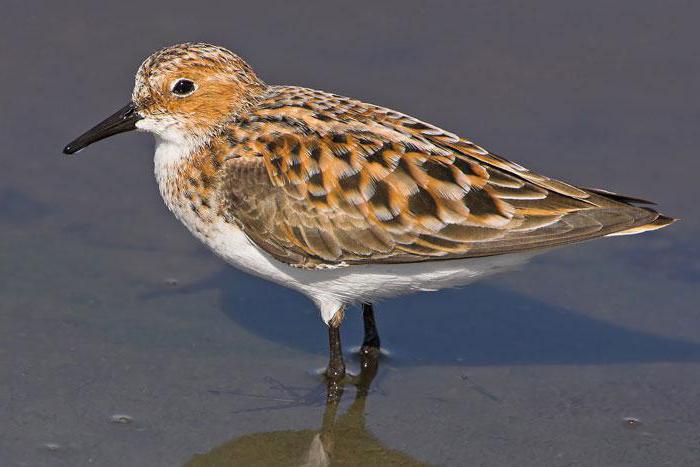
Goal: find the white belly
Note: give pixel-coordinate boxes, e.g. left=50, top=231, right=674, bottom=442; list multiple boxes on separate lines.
left=194, top=219, right=534, bottom=323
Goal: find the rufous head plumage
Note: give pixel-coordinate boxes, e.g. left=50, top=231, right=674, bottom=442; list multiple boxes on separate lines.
left=132, top=43, right=266, bottom=145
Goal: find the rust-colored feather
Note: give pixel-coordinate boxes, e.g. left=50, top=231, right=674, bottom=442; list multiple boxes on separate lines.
left=212, top=86, right=673, bottom=268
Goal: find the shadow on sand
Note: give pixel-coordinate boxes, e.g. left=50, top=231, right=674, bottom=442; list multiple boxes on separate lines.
left=156, top=267, right=700, bottom=367
left=148, top=266, right=699, bottom=466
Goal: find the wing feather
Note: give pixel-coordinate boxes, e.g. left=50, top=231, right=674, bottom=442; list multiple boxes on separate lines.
left=217, top=86, right=672, bottom=268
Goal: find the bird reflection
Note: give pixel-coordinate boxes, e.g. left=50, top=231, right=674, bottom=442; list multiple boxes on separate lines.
left=183, top=352, right=428, bottom=467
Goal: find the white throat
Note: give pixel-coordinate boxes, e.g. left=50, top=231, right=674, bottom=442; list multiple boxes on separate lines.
left=137, top=119, right=203, bottom=168
left=136, top=119, right=204, bottom=189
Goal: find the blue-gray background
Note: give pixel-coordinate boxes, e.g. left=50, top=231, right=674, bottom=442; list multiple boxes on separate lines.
left=1, top=1, right=699, bottom=465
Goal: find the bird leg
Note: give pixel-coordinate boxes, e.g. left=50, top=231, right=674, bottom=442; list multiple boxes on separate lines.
left=325, top=307, right=346, bottom=401
left=325, top=304, right=382, bottom=401
left=360, top=303, right=381, bottom=358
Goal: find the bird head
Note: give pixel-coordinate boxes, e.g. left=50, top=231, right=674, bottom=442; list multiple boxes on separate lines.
left=64, top=43, right=264, bottom=154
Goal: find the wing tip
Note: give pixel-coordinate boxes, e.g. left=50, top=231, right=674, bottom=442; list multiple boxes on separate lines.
left=583, top=187, right=657, bottom=205
left=605, top=214, right=677, bottom=237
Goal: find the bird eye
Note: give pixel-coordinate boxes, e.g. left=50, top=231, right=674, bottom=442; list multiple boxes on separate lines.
left=171, top=79, right=196, bottom=97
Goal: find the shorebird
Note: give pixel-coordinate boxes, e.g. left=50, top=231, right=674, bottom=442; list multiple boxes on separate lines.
left=64, top=43, right=674, bottom=386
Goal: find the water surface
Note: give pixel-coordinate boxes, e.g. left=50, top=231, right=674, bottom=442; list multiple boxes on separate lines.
left=2, top=1, right=699, bottom=465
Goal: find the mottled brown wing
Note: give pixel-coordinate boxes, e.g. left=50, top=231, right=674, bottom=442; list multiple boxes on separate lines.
left=218, top=86, right=670, bottom=268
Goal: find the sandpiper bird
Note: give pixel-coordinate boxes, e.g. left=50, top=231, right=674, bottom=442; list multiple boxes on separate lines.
left=64, top=43, right=674, bottom=384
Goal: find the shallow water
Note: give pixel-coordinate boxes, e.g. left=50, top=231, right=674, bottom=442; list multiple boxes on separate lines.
left=2, top=1, right=699, bottom=466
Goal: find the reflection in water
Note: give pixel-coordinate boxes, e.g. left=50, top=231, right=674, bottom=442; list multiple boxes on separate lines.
left=184, top=354, right=427, bottom=467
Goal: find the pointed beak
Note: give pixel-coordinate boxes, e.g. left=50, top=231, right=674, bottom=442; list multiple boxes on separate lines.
left=63, top=102, right=142, bottom=155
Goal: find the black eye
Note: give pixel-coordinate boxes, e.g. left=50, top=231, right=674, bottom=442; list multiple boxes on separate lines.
left=171, top=79, right=196, bottom=96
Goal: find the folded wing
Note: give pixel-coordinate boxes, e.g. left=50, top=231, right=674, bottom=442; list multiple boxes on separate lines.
left=218, top=86, right=673, bottom=268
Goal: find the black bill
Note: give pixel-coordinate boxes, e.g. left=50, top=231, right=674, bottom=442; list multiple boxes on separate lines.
left=63, top=102, right=142, bottom=155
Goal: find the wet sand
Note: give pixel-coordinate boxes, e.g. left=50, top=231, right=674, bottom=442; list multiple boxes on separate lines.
left=1, top=1, right=699, bottom=465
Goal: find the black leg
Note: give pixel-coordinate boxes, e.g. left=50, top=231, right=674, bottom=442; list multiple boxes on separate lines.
left=360, top=303, right=381, bottom=358
left=326, top=323, right=346, bottom=401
